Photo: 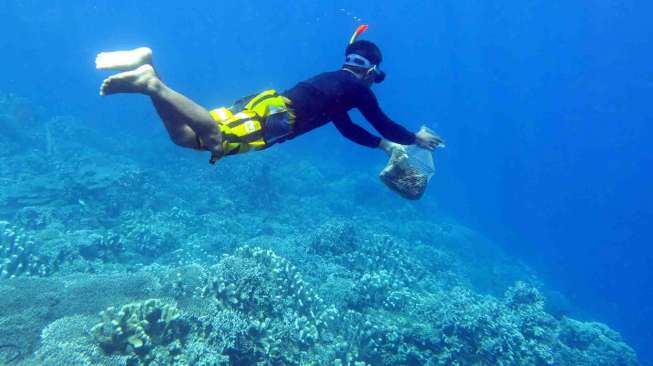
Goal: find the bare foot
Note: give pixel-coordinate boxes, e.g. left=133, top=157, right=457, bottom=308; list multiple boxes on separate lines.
left=100, top=64, right=158, bottom=96
left=95, top=47, right=152, bottom=71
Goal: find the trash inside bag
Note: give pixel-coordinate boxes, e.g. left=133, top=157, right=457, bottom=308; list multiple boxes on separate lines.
left=379, top=145, right=435, bottom=200
left=406, top=145, right=435, bottom=178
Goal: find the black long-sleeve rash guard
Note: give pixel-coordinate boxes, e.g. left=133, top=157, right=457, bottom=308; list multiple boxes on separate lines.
left=282, top=70, right=416, bottom=148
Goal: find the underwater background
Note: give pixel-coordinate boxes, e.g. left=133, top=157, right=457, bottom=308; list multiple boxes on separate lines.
left=1, top=0, right=651, bottom=365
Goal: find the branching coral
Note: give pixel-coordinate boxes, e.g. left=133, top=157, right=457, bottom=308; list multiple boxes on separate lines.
left=309, top=219, right=358, bottom=256
left=91, top=299, right=189, bottom=364
left=344, top=285, right=558, bottom=366
left=349, top=270, right=406, bottom=310
left=555, top=317, right=638, bottom=366
left=0, top=221, right=52, bottom=278
left=203, top=246, right=338, bottom=364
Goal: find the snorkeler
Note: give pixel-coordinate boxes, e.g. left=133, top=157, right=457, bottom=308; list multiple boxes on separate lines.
left=96, top=25, right=443, bottom=163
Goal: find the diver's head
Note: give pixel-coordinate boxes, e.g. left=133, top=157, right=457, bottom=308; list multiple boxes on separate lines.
left=343, top=40, right=386, bottom=85
left=347, top=40, right=383, bottom=66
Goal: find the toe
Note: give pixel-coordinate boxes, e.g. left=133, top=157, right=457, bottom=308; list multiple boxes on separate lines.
left=100, top=86, right=112, bottom=96
left=100, top=79, right=111, bottom=94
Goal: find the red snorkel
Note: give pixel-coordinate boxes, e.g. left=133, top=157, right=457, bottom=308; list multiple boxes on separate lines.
left=346, top=24, right=386, bottom=83
left=349, top=24, right=369, bottom=45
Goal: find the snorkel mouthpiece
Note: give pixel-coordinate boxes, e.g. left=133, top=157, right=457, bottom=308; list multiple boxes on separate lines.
left=374, top=69, right=386, bottom=83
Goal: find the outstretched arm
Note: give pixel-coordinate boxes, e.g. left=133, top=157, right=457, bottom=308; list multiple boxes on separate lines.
left=332, top=113, right=382, bottom=148
left=355, top=87, right=444, bottom=150
left=355, top=87, right=416, bottom=145
left=334, top=112, right=432, bottom=155
left=334, top=113, right=413, bottom=156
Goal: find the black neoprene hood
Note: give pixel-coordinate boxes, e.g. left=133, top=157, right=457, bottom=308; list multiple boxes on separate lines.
left=345, top=40, right=383, bottom=65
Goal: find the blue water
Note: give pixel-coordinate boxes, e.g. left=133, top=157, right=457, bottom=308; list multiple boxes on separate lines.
left=1, top=0, right=651, bottom=364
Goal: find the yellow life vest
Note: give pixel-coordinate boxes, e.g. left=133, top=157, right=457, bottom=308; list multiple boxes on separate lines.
left=208, top=90, right=294, bottom=163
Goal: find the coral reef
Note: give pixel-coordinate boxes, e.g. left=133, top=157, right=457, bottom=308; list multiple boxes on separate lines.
left=309, top=219, right=358, bottom=256
left=202, top=246, right=337, bottom=364
left=556, top=317, right=638, bottom=366
left=3, top=249, right=641, bottom=366
left=0, top=98, right=641, bottom=365
left=0, top=221, right=52, bottom=278
left=29, top=316, right=104, bottom=366
left=91, top=299, right=189, bottom=365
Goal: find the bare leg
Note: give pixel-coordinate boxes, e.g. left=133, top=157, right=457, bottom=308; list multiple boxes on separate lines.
left=96, top=47, right=153, bottom=71
left=97, top=48, right=222, bottom=156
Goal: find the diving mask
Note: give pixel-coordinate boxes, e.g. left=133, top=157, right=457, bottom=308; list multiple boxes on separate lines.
left=344, top=53, right=386, bottom=83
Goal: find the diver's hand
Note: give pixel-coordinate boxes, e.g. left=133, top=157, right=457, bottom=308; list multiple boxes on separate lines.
left=208, top=144, right=224, bottom=165
left=415, top=127, right=444, bottom=151
left=379, top=139, right=406, bottom=157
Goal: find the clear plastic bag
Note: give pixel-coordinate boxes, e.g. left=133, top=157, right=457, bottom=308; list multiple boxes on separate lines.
left=406, top=145, right=435, bottom=181
left=379, top=125, right=439, bottom=200
left=379, top=150, right=432, bottom=200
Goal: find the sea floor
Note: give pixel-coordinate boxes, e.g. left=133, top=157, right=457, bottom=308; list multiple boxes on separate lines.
left=0, top=97, right=640, bottom=365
